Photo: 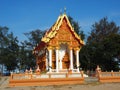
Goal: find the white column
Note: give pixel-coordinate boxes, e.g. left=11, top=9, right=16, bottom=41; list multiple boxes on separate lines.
left=76, top=50, right=80, bottom=72
left=46, top=51, right=48, bottom=71
left=56, top=49, right=59, bottom=72
left=60, top=60, right=62, bottom=69
left=70, top=48, right=73, bottom=70
left=49, top=49, right=52, bottom=72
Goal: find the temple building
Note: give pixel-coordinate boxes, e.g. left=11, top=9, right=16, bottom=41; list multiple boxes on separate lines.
left=33, top=13, right=84, bottom=73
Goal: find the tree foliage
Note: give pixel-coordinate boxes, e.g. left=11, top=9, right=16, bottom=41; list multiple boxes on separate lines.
left=24, top=29, right=45, bottom=49
left=80, top=17, right=120, bottom=71
left=0, top=26, right=19, bottom=72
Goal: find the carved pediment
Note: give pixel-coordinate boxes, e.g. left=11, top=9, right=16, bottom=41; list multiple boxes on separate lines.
left=35, top=13, right=84, bottom=51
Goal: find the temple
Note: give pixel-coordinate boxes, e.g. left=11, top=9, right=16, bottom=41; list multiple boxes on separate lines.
left=9, top=13, right=120, bottom=87
left=33, top=13, right=84, bottom=73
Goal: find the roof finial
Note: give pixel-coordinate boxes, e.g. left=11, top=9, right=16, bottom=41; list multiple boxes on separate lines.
left=60, top=9, right=62, bottom=15
left=64, top=7, right=66, bottom=14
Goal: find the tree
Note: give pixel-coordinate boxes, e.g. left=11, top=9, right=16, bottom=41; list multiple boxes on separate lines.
left=87, top=17, right=119, bottom=44
left=101, top=34, right=120, bottom=71
left=6, top=32, right=19, bottom=71
left=0, top=26, right=19, bottom=73
left=0, top=26, right=9, bottom=74
left=82, top=17, right=120, bottom=71
left=19, top=29, right=45, bottom=70
left=18, top=42, right=28, bottom=71
left=24, top=29, right=45, bottom=49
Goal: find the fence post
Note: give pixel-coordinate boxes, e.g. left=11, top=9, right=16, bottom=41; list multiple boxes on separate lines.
left=111, top=70, right=114, bottom=77
left=80, top=71, right=84, bottom=77
left=66, top=73, right=68, bottom=78
left=10, top=73, right=13, bottom=79
left=31, top=74, right=33, bottom=79
left=98, top=71, right=101, bottom=78
left=49, top=73, right=51, bottom=78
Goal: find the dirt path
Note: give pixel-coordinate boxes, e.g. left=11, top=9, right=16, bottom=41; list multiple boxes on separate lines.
left=1, top=83, right=120, bottom=90
left=0, top=76, right=120, bottom=90
left=0, top=76, right=9, bottom=88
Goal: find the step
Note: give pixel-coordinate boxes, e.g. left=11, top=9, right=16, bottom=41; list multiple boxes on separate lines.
left=84, top=77, right=99, bottom=83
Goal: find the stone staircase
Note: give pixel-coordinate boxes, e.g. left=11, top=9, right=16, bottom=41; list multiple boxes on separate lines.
left=84, top=77, right=99, bottom=84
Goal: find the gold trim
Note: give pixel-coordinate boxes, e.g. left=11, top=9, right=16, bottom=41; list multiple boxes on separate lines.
left=56, top=46, right=60, bottom=50
left=69, top=46, right=73, bottom=50
left=74, top=47, right=80, bottom=51
left=47, top=46, right=53, bottom=50
left=41, top=13, right=84, bottom=45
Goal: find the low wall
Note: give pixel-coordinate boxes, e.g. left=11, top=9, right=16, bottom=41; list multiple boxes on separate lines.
left=98, top=71, right=120, bottom=83
left=9, top=72, right=84, bottom=87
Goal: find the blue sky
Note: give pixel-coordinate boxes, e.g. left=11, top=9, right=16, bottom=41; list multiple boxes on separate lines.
left=0, top=0, right=120, bottom=42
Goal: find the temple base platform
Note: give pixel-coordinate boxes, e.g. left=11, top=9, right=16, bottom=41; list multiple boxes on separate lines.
left=9, top=71, right=85, bottom=87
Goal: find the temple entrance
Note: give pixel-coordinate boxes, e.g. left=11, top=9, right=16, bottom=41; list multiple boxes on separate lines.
left=58, top=43, right=69, bottom=70
left=62, top=61, right=70, bottom=69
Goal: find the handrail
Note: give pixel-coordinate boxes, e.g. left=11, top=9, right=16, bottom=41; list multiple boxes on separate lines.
left=98, top=71, right=120, bottom=77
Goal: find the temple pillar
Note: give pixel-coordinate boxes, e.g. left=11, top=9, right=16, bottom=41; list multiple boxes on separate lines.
left=59, top=59, right=62, bottom=69
left=56, top=47, right=59, bottom=72
left=46, top=50, right=48, bottom=71
left=76, top=49, right=80, bottom=72
left=69, top=47, right=73, bottom=70
left=48, top=47, right=52, bottom=73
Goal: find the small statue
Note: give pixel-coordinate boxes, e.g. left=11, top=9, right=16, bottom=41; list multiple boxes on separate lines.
left=25, top=69, right=29, bottom=74
left=29, top=68, right=33, bottom=74
left=96, top=65, right=101, bottom=72
left=95, top=65, right=101, bottom=77
left=36, top=66, right=41, bottom=74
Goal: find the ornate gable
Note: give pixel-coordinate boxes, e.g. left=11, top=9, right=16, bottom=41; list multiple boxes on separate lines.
left=41, top=13, right=84, bottom=46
